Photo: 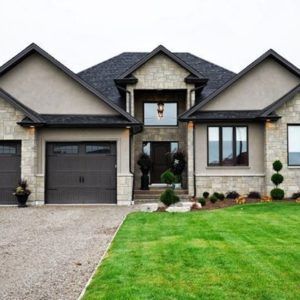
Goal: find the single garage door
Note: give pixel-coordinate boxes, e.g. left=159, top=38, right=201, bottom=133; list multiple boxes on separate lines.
left=0, top=141, right=21, bottom=205
left=46, top=142, right=116, bottom=204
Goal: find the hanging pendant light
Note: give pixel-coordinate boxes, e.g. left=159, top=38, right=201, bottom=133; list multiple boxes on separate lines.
left=157, top=101, right=164, bottom=119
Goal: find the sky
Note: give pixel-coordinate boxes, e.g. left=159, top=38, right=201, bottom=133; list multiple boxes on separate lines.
left=0, top=0, right=299, bottom=73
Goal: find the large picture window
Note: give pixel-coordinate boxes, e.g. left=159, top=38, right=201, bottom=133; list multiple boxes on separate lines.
left=288, top=125, right=300, bottom=166
left=144, top=102, right=177, bottom=126
left=208, top=126, right=248, bottom=166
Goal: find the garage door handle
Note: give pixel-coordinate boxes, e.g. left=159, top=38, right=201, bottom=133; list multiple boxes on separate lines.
left=79, top=176, right=82, bottom=183
left=82, top=176, right=85, bottom=183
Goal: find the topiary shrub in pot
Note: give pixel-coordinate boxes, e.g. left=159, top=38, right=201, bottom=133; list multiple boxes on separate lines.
left=169, top=150, right=186, bottom=189
left=270, top=160, right=285, bottom=200
left=160, top=170, right=176, bottom=185
left=137, top=153, right=152, bottom=190
left=13, top=179, right=31, bottom=207
left=160, top=188, right=179, bottom=207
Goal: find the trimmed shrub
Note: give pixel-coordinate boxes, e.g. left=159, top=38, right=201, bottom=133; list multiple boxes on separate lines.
left=203, top=191, right=210, bottom=199
left=248, top=191, right=261, bottom=199
left=160, top=188, right=179, bottom=206
left=273, top=160, right=283, bottom=172
left=213, top=192, right=220, bottom=199
left=226, top=191, right=240, bottom=199
left=271, top=173, right=284, bottom=186
left=270, top=160, right=284, bottom=200
left=218, top=193, right=225, bottom=201
left=198, top=197, right=206, bottom=206
left=210, top=195, right=218, bottom=203
left=270, top=188, right=285, bottom=200
left=160, top=170, right=175, bottom=185
left=291, top=192, right=300, bottom=199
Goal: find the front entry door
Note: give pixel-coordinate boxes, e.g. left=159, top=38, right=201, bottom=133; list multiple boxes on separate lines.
left=150, top=142, right=171, bottom=184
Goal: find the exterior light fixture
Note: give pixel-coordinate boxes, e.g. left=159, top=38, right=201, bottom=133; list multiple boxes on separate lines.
left=157, top=101, right=164, bottom=119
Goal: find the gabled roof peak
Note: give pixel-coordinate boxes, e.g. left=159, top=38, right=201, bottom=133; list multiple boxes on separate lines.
left=0, top=43, right=140, bottom=125
left=180, top=49, right=300, bottom=120
left=117, top=44, right=207, bottom=81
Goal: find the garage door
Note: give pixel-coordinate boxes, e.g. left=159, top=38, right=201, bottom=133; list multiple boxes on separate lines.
left=0, top=141, right=21, bottom=205
left=46, top=142, right=116, bottom=204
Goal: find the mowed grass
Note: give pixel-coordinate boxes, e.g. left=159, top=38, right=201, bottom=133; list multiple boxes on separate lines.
left=83, top=202, right=300, bottom=300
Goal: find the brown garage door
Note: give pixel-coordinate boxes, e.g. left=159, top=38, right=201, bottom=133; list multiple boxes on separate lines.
left=46, top=142, right=116, bottom=204
left=0, top=141, right=21, bottom=205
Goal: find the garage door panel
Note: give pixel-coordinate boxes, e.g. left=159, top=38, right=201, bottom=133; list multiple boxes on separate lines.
left=0, top=141, right=21, bottom=205
left=46, top=142, right=116, bottom=204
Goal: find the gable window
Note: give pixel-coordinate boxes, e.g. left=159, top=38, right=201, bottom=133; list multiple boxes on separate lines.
left=144, top=102, right=177, bottom=126
left=208, top=126, right=248, bottom=166
left=288, top=125, right=300, bottom=166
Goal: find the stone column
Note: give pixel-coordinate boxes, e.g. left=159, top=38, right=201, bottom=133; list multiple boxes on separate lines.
left=187, top=121, right=194, bottom=196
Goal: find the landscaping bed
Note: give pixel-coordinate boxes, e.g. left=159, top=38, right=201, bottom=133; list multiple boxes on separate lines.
left=82, top=202, right=300, bottom=300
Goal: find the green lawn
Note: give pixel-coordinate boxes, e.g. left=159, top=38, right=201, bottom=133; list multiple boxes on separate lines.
left=83, top=202, right=300, bottom=300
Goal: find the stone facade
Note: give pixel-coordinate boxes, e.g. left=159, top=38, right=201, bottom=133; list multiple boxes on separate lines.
left=126, top=53, right=196, bottom=192
left=117, top=174, right=133, bottom=205
left=0, top=97, right=38, bottom=204
left=265, top=93, right=300, bottom=196
left=195, top=175, right=265, bottom=196
left=131, top=90, right=189, bottom=189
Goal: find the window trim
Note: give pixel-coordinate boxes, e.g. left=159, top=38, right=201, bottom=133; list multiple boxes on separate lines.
left=287, top=124, right=300, bottom=166
left=207, top=125, right=249, bottom=167
left=143, top=101, right=178, bottom=127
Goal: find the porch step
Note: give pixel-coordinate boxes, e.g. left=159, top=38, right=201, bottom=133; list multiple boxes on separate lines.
left=133, top=189, right=190, bottom=204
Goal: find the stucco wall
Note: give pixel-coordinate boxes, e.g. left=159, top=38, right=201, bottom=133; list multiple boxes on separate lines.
left=265, top=93, right=300, bottom=197
left=36, top=128, right=133, bottom=204
left=0, top=96, right=38, bottom=203
left=194, top=122, right=266, bottom=195
left=202, top=58, right=300, bottom=111
left=0, top=53, right=117, bottom=115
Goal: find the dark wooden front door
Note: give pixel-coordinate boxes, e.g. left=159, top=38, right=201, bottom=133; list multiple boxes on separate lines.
left=150, top=142, right=170, bottom=183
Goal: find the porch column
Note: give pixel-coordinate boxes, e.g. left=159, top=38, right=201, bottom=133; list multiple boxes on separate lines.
left=187, top=121, right=195, bottom=196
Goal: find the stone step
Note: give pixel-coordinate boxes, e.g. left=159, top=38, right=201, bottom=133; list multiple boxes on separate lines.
left=134, top=194, right=191, bottom=204
left=134, top=189, right=188, bottom=195
left=134, top=194, right=190, bottom=200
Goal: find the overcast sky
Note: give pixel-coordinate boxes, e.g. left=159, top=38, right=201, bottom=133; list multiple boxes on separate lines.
left=0, top=0, right=299, bottom=73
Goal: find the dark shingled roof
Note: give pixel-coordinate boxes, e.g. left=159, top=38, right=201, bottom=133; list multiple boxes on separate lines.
left=19, top=114, right=140, bottom=127
left=78, top=52, right=235, bottom=109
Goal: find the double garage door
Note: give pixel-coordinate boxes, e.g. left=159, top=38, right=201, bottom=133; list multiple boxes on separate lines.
left=46, top=142, right=117, bottom=204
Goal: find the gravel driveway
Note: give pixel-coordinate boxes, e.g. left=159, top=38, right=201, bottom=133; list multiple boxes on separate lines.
left=0, top=205, right=135, bottom=300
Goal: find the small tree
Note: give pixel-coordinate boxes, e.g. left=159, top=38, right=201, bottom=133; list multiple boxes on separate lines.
left=270, top=160, right=284, bottom=200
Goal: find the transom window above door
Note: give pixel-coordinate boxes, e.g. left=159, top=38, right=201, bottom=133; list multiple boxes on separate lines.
left=144, top=102, right=177, bottom=126
left=208, top=126, right=248, bottom=166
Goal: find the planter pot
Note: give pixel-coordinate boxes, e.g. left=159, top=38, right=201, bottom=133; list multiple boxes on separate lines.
left=172, top=183, right=182, bottom=189
left=141, top=174, right=150, bottom=190
left=16, top=194, right=29, bottom=207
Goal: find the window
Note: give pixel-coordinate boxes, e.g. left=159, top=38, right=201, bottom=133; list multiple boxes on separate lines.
left=0, top=143, right=17, bottom=155
left=208, top=126, right=248, bottom=166
left=144, top=102, right=177, bottom=126
left=288, top=125, right=300, bottom=166
left=86, top=144, right=111, bottom=154
left=142, top=141, right=179, bottom=156
left=53, top=144, right=79, bottom=154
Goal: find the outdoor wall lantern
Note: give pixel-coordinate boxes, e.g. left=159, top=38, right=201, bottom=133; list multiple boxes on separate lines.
left=157, top=101, right=164, bottom=119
